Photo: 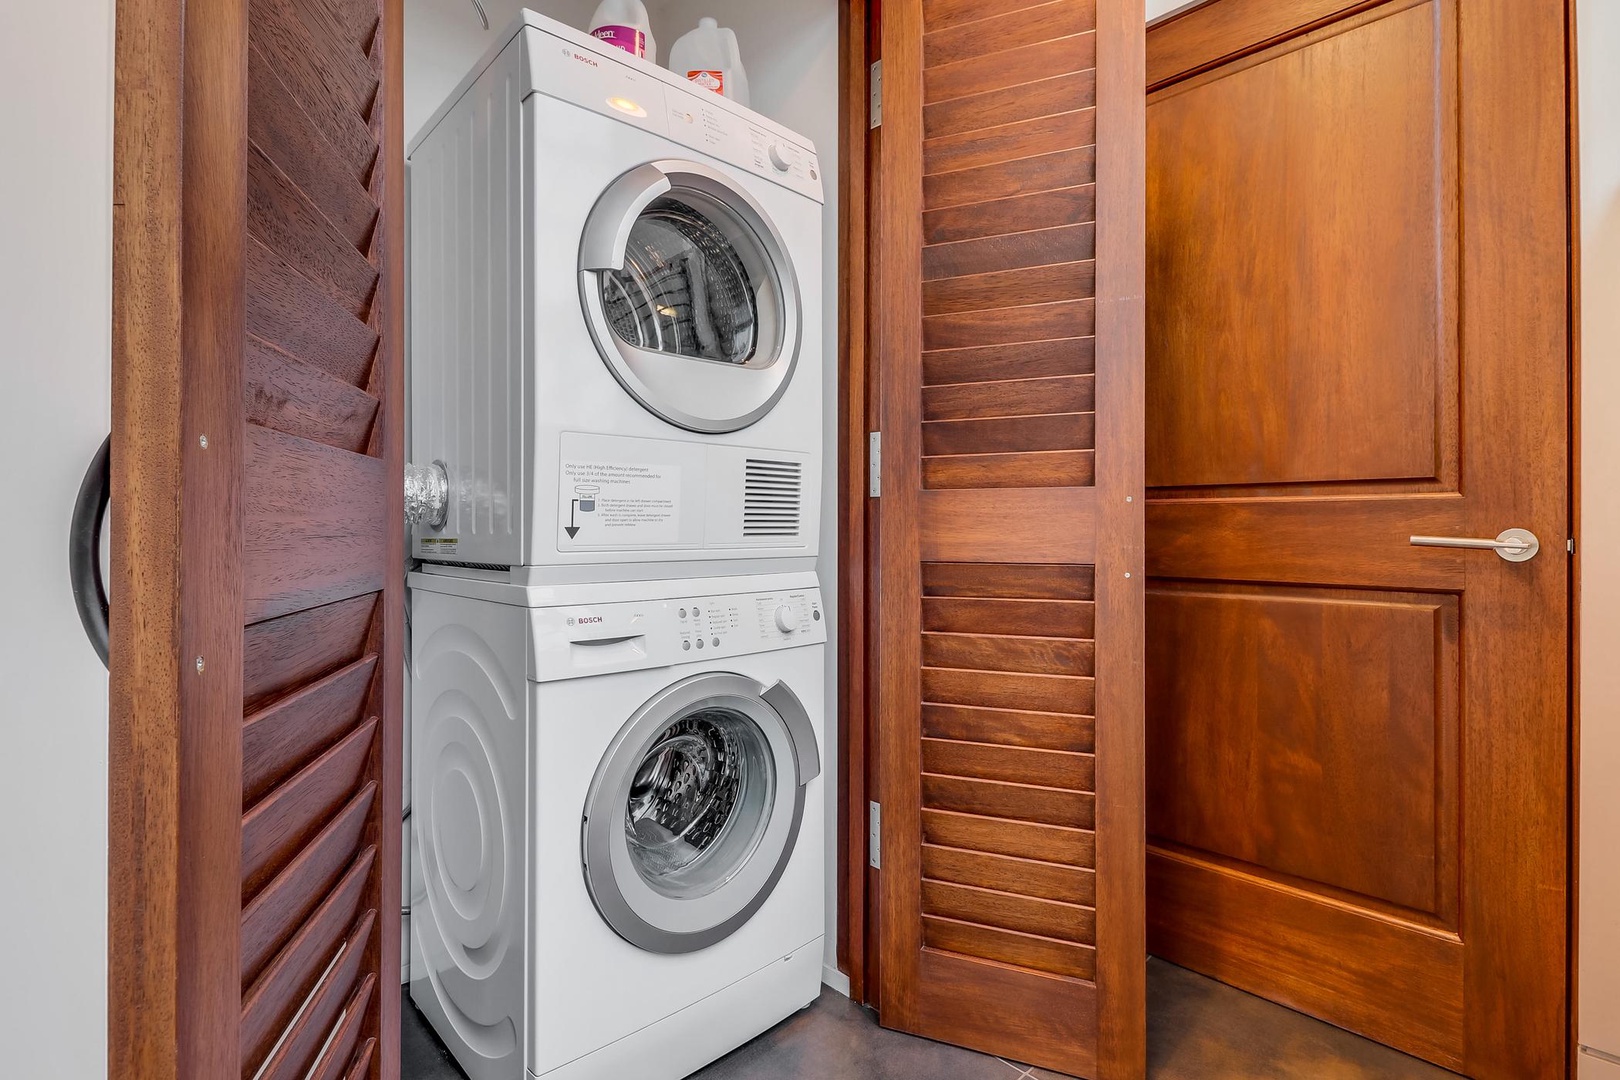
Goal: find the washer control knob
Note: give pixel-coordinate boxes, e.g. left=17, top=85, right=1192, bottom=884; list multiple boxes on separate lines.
left=768, top=143, right=794, bottom=172
left=774, top=604, right=800, bottom=633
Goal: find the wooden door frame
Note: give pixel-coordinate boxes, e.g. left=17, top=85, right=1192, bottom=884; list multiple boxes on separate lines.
left=835, top=0, right=874, bottom=1002
left=108, top=0, right=406, bottom=1074
left=1566, top=5, right=1582, bottom=1076
left=110, top=1, right=251, bottom=1072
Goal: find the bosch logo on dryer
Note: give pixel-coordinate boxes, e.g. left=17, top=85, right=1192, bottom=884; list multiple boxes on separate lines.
left=568, top=615, right=607, bottom=627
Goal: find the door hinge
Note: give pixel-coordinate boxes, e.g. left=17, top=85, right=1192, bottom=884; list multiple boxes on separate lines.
left=868, top=431, right=882, bottom=497
left=869, top=60, right=882, bottom=128
left=868, top=801, right=882, bottom=868
left=1569, top=538, right=1577, bottom=554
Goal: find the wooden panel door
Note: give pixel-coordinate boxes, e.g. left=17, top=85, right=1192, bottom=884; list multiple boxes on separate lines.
left=869, top=0, right=1145, bottom=1075
left=1143, top=1, right=1569, bottom=1076
left=110, top=0, right=404, bottom=1076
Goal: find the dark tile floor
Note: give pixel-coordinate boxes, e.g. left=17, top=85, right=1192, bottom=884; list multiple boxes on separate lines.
left=1131, top=960, right=1454, bottom=1080
left=403, top=958, right=1458, bottom=1079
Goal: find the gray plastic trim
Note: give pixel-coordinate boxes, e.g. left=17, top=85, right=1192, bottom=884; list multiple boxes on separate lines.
left=581, top=672, right=817, bottom=954
left=762, top=679, right=820, bottom=784
left=578, top=162, right=673, bottom=271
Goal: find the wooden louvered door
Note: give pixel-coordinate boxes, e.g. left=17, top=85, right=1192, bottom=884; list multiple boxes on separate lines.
left=110, top=0, right=403, bottom=1077
left=868, top=0, right=1145, bottom=1076
left=1142, top=1, right=1570, bottom=1076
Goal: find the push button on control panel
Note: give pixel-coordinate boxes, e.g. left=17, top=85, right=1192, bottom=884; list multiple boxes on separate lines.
left=660, top=590, right=826, bottom=666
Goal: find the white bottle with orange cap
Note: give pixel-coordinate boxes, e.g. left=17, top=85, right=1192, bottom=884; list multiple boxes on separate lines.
left=667, top=17, right=750, bottom=107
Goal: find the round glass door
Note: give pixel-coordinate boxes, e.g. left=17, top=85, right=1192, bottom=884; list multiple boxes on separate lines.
left=601, top=194, right=762, bottom=368
left=582, top=673, right=817, bottom=954
left=579, top=161, right=802, bottom=433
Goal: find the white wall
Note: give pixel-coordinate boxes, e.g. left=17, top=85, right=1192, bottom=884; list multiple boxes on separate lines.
left=1145, top=0, right=1200, bottom=22
left=1578, top=0, right=1620, bottom=1072
left=406, top=0, right=598, bottom=143
left=647, top=0, right=845, bottom=992
left=0, top=1, right=114, bottom=1075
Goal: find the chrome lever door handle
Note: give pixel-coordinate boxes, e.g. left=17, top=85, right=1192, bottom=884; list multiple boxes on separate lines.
left=1410, top=529, right=1540, bottom=563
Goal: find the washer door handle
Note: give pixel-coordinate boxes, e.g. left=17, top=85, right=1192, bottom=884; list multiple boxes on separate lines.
left=762, top=679, right=819, bottom=785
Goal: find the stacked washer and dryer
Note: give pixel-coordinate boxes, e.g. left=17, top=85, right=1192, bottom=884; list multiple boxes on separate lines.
left=405, top=12, right=828, bottom=1080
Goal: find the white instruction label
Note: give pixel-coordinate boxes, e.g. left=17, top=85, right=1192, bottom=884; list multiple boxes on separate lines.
left=560, top=460, right=682, bottom=546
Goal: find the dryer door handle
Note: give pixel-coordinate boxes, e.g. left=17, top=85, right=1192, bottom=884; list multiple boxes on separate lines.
left=762, top=679, right=820, bottom=786
left=579, top=162, right=672, bottom=272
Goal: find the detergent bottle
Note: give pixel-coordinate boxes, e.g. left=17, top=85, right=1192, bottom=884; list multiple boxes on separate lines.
left=667, top=17, right=750, bottom=107
left=588, top=0, right=657, bottom=63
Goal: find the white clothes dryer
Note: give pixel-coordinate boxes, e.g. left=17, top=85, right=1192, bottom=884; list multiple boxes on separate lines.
left=407, top=11, right=825, bottom=581
left=409, top=570, right=826, bottom=1080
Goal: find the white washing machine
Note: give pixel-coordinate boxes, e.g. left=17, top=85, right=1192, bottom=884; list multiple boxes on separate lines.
left=409, top=570, right=826, bottom=1080
left=407, top=11, right=825, bottom=581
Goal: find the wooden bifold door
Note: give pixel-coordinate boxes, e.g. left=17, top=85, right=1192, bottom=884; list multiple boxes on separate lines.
left=864, top=0, right=1147, bottom=1076
left=110, top=0, right=405, bottom=1076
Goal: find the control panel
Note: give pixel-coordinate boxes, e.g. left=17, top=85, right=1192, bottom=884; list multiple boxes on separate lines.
left=662, top=89, right=820, bottom=194
left=522, top=20, right=823, bottom=202
left=529, top=585, right=826, bottom=682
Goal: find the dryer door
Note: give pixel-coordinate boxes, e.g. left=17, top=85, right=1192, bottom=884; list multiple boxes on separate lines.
left=582, top=672, right=819, bottom=953
left=579, top=159, right=802, bottom=433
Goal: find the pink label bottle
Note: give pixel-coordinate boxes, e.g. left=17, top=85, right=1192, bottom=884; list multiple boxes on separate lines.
left=588, top=0, right=656, bottom=62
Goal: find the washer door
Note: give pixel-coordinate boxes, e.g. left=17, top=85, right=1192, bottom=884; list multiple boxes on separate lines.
left=582, top=673, right=820, bottom=954
left=579, top=160, right=802, bottom=433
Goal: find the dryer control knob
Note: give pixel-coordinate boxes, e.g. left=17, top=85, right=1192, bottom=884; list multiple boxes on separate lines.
left=774, top=605, right=800, bottom=633
left=768, top=143, right=794, bottom=172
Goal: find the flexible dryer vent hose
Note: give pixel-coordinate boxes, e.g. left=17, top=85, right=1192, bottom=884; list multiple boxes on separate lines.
left=404, top=461, right=450, bottom=529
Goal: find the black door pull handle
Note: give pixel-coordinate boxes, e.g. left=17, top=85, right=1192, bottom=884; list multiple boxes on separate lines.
left=69, top=434, right=110, bottom=668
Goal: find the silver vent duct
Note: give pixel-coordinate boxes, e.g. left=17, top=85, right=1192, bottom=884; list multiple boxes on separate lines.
left=404, top=460, right=450, bottom=529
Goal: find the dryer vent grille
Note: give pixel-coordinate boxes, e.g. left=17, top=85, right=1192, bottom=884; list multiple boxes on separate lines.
left=743, top=459, right=802, bottom=539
